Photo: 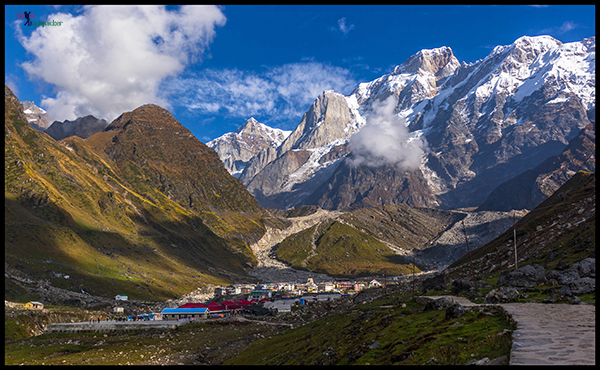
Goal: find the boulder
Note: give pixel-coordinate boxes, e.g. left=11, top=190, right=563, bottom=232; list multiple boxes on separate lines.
left=570, top=258, right=595, bottom=278
left=484, top=287, right=520, bottom=304
left=422, top=274, right=446, bottom=293
left=559, top=277, right=595, bottom=297
left=496, top=264, right=547, bottom=287
left=466, top=357, right=490, bottom=365
left=546, top=269, right=580, bottom=285
left=486, top=355, right=508, bottom=365
left=451, top=279, right=475, bottom=294
left=424, top=296, right=454, bottom=311
left=445, top=303, right=465, bottom=320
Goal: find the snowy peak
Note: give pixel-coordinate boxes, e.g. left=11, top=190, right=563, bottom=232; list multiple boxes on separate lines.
left=207, top=118, right=291, bottom=177
left=394, top=46, right=460, bottom=78
left=214, top=35, right=595, bottom=211
left=581, top=36, right=595, bottom=52
left=22, top=101, right=51, bottom=130
left=234, top=117, right=291, bottom=147
left=278, top=90, right=357, bottom=154
left=351, top=47, right=461, bottom=113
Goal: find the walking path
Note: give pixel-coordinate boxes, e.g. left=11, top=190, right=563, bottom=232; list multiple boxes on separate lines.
left=501, top=303, right=595, bottom=365
left=421, top=296, right=595, bottom=365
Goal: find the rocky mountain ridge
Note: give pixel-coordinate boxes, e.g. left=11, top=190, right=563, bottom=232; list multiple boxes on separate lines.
left=216, top=35, right=595, bottom=212
left=45, top=115, right=109, bottom=140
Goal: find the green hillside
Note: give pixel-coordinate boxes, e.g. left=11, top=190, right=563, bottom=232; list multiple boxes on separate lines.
left=5, top=85, right=267, bottom=302
left=447, top=170, right=595, bottom=281
left=275, top=220, right=419, bottom=277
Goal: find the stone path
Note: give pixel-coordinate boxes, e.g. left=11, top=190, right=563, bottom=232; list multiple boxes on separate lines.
left=501, top=303, right=595, bottom=365
left=421, top=296, right=595, bottom=365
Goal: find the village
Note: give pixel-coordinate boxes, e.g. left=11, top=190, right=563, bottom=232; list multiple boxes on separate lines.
left=19, top=275, right=417, bottom=332
left=161, top=276, right=389, bottom=321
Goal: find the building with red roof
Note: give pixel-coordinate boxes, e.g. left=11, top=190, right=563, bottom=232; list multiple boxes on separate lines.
left=178, top=302, right=208, bottom=308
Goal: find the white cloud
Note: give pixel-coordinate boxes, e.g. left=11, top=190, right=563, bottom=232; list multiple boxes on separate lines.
left=15, top=5, right=226, bottom=122
left=337, top=17, right=354, bottom=35
left=539, top=21, right=579, bottom=36
left=348, top=95, right=427, bottom=170
left=558, top=21, right=577, bottom=34
left=164, top=62, right=356, bottom=128
left=5, top=74, right=20, bottom=97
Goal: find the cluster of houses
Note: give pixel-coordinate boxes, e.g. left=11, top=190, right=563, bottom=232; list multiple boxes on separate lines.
left=160, top=277, right=385, bottom=321
left=213, top=277, right=383, bottom=298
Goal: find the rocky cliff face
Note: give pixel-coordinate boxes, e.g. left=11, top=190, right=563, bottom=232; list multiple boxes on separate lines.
left=45, top=115, right=109, bottom=140
left=478, top=121, right=595, bottom=211
left=216, top=36, right=595, bottom=211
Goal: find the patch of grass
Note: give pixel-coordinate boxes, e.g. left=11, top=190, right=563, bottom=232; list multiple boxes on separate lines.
left=225, top=293, right=513, bottom=365
left=4, top=320, right=282, bottom=365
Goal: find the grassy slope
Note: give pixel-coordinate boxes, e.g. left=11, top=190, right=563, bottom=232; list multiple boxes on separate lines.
left=226, top=292, right=512, bottom=365
left=273, top=204, right=461, bottom=278
left=276, top=220, right=420, bottom=278
left=5, top=87, right=260, bottom=302
left=447, top=171, right=595, bottom=281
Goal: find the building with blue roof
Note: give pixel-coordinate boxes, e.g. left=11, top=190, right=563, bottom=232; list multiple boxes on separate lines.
left=161, top=307, right=209, bottom=321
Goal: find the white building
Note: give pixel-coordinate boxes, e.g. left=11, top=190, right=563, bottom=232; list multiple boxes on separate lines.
left=115, top=294, right=128, bottom=301
left=369, top=279, right=382, bottom=287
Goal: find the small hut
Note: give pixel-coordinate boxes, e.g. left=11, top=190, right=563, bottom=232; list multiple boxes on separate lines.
left=23, top=301, right=44, bottom=309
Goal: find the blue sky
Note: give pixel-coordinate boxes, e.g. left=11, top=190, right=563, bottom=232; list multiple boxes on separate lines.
left=4, top=5, right=595, bottom=142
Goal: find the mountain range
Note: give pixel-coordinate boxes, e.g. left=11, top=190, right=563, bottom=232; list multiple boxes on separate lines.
left=209, top=35, right=595, bottom=212
left=4, top=35, right=596, bottom=304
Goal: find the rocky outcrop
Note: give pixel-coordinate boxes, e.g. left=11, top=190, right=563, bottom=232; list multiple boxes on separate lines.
left=278, top=91, right=359, bottom=153
left=484, top=287, right=520, bottom=304
left=496, top=264, right=547, bottom=288
left=45, top=115, right=108, bottom=140
left=424, top=296, right=454, bottom=311
left=445, top=302, right=465, bottom=319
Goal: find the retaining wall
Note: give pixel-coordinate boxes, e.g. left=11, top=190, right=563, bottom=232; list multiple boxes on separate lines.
left=45, top=320, right=188, bottom=334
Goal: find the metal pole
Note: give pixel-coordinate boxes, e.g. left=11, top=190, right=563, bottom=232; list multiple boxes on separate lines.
left=461, top=220, right=478, bottom=290
left=412, top=252, right=415, bottom=298
left=513, top=211, right=518, bottom=270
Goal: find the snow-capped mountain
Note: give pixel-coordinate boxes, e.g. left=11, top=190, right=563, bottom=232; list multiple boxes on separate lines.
left=216, top=35, right=595, bottom=211
left=207, top=118, right=291, bottom=178
left=22, top=101, right=51, bottom=131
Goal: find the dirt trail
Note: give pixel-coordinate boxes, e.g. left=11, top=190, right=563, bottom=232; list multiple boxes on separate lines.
left=421, top=295, right=595, bottom=365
